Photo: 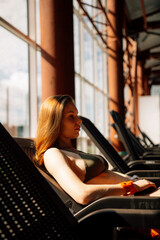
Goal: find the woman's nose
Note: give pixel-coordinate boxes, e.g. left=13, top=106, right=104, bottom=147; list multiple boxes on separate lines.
left=77, top=116, right=82, bottom=124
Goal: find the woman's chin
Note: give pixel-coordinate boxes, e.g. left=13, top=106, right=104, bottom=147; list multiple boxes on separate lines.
left=72, top=132, right=79, bottom=138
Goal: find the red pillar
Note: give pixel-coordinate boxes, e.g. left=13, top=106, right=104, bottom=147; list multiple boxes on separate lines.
left=40, top=0, right=75, bottom=102
left=107, top=0, right=124, bottom=151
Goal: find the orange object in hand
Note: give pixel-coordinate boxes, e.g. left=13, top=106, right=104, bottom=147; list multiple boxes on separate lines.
left=120, top=181, right=136, bottom=196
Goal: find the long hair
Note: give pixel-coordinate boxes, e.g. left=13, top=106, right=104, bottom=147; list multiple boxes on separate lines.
left=35, top=95, right=74, bottom=165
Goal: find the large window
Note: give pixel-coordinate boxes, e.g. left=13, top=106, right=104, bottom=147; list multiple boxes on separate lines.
left=0, top=27, right=29, bottom=136
left=0, top=0, right=41, bottom=137
left=73, top=1, right=109, bottom=153
left=0, top=0, right=108, bottom=145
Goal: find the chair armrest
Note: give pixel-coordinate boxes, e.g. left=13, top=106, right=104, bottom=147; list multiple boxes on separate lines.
left=79, top=208, right=160, bottom=229
left=75, top=196, right=160, bottom=222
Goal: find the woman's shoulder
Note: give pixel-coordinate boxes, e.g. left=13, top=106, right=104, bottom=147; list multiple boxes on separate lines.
left=45, top=147, right=60, bottom=154
left=44, top=147, right=63, bottom=161
left=44, top=147, right=69, bottom=171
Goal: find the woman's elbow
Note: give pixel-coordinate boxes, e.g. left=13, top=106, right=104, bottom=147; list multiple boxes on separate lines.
left=74, top=187, right=94, bottom=205
left=75, top=196, right=90, bottom=205
left=76, top=196, right=90, bottom=205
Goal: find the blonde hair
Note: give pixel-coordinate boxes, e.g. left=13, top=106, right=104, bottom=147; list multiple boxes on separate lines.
left=35, top=95, right=74, bottom=165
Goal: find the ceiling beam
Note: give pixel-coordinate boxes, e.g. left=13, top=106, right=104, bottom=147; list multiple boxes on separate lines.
left=141, top=43, right=160, bottom=52
left=149, top=79, right=160, bottom=85
left=140, top=0, right=148, bottom=30
left=145, top=62, right=160, bottom=69
left=147, top=21, right=160, bottom=30
left=150, top=70, right=160, bottom=75
left=145, top=8, right=160, bottom=18
left=149, top=52, right=160, bottom=59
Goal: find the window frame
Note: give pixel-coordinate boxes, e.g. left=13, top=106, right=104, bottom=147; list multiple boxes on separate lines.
left=73, top=4, right=109, bottom=153
left=0, top=0, right=40, bottom=137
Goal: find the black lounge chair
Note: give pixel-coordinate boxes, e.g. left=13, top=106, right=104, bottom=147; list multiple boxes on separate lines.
left=110, top=110, right=160, bottom=163
left=1, top=123, right=160, bottom=239
left=14, top=136, right=160, bottom=211
left=137, top=124, right=160, bottom=149
left=80, top=116, right=160, bottom=185
left=112, top=123, right=160, bottom=158
left=127, top=128, right=160, bottom=155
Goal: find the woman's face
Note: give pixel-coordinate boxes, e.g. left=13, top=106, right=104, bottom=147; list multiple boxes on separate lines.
left=59, top=102, right=82, bottom=141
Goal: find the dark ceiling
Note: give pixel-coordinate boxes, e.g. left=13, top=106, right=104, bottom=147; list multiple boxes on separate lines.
left=125, top=0, right=160, bottom=85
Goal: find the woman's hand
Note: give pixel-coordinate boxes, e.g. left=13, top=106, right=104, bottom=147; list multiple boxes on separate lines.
left=133, top=179, right=157, bottom=193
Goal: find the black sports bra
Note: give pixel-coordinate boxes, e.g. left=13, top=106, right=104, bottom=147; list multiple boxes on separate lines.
left=61, top=149, right=108, bottom=182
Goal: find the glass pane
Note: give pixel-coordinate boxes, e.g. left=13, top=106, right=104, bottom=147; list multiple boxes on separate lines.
left=124, top=84, right=129, bottom=102
left=75, top=76, right=81, bottom=114
left=97, top=46, right=104, bottom=89
left=95, top=8, right=103, bottom=32
left=0, top=27, right=29, bottom=137
left=36, top=0, right=41, bottom=45
left=37, top=51, right=41, bottom=114
left=96, top=92, right=105, bottom=134
left=74, top=15, right=80, bottom=74
left=84, top=83, right=94, bottom=121
left=83, top=0, right=93, bottom=30
left=77, top=131, right=102, bottom=154
left=0, top=0, right=28, bottom=35
left=84, top=29, right=93, bottom=83
left=73, top=0, right=79, bottom=10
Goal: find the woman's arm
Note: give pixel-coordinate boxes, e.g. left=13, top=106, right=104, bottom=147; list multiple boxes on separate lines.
left=44, top=148, right=127, bottom=204
left=44, top=148, right=157, bottom=205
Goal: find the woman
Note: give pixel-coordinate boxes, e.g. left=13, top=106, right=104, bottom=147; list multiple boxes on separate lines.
left=35, top=95, right=160, bottom=205
left=35, top=95, right=160, bottom=239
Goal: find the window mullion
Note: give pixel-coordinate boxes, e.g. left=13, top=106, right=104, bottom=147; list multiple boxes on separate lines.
left=80, top=18, right=85, bottom=116
left=28, top=0, right=37, bottom=137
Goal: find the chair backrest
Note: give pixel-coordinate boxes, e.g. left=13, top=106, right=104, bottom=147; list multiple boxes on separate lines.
left=80, top=116, right=130, bottom=173
left=0, top=123, right=78, bottom=239
left=110, top=110, right=138, bottom=161
left=14, top=137, right=84, bottom=215
left=127, top=128, right=146, bottom=155
left=14, top=137, right=36, bottom=161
